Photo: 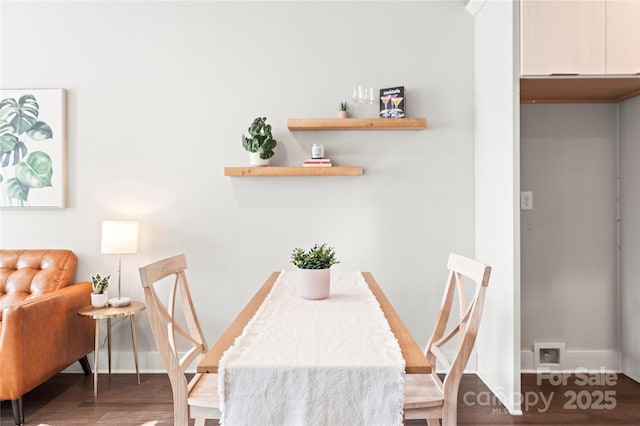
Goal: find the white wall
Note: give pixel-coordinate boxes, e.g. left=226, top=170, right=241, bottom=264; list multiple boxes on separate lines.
left=520, top=104, right=619, bottom=370
left=620, top=95, right=640, bottom=382
left=0, top=1, right=475, bottom=372
left=470, top=0, right=522, bottom=415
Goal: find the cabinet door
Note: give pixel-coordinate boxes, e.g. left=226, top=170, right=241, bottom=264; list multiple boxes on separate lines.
left=521, top=0, right=606, bottom=75
left=606, top=0, right=640, bottom=74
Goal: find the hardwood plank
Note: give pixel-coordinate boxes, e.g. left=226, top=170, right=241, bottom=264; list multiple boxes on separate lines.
left=4, top=373, right=640, bottom=425
left=223, top=166, right=363, bottom=177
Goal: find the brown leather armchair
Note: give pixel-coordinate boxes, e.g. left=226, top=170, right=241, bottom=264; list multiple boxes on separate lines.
left=0, top=249, right=95, bottom=426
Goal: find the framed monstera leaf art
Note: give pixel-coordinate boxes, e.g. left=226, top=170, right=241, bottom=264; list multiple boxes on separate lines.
left=0, top=89, right=66, bottom=208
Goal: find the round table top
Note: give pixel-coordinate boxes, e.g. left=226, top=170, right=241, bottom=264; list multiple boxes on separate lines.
left=78, top=300, right=146, bottom=319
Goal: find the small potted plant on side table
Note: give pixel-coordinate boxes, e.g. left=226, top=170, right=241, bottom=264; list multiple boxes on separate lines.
left=290, top=244, right=340, bottom=300
left=338, top=101, right=349, bottom=118
left=242, top=116, right=278, bottom=166
left=91, top=274, right=110, bottom=308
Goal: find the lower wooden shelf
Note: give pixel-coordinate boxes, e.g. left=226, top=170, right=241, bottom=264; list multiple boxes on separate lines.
left=224, top=166, right=363, bottom=177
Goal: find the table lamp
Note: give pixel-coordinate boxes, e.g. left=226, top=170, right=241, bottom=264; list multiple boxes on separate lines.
left=101, top=220, right=139, bottom=307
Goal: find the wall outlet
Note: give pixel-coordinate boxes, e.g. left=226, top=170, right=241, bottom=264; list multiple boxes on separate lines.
left=521, top=191, right=533, bottom=210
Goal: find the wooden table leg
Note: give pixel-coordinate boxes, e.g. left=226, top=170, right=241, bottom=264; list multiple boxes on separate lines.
left=130, top=314, right=141, bottom=385
left=107, top=318, right=112, bottom=377
left=93, top=319, right=100, bottom=397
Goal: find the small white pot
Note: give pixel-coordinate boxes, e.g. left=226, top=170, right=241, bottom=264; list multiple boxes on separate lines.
left=91, top=292, right=109, bottom=308
left=297, top=268, right=330, bottom=300
left=249, top=151, right=270, bottom=166
left=338, top=111, right=349, bottom=119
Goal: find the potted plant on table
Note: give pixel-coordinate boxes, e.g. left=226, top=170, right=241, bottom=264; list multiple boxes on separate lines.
left=338, top=101, right=349, bottom=119
left=90, top=273, right=110, bottom=308
left=290, top=243, right=340, bottom=300
left=242, top=116, right=277, bottom=166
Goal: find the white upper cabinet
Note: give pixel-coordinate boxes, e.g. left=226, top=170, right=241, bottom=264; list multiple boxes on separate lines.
left=521, top=0, right=606, bottom=75
left=521, top=0, right=640, bottom=76
left=606, top=0, right=640, bottom=74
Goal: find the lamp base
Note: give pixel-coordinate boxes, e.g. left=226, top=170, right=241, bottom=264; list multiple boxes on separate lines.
left=108, top=297, right=131, bottom=307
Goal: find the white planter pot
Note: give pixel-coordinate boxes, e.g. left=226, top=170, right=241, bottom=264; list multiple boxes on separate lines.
left=338, top=111, right=349, bottom=119
left=91, top=292, right=109, bottom=308
left=249, top=151, right=270, bottom=167
left=297, top=268, right=330, bottom=300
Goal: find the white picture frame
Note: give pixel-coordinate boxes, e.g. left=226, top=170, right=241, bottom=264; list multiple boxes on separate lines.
left=0, top=88, right=66, bottom=208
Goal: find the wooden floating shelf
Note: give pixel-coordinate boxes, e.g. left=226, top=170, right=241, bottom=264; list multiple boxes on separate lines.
left=224, top=166, right=363, bottom=177
left=287, top=118, right=427, bottom=130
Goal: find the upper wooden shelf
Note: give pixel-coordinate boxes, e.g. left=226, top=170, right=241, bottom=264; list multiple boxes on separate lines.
left=287, top=118, right=427, bottom=130
left=520, top=76, right=640, bottom=104
left=224, top=166, right=363, bottom=177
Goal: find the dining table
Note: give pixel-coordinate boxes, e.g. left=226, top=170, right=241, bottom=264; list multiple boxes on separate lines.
left=197, top=271, right=431, bottom=425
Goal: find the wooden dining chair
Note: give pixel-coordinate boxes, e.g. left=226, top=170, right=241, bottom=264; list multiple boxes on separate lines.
left=404, top=253, right=492, bottom=426
left=138, top=254, right=220, bottom=426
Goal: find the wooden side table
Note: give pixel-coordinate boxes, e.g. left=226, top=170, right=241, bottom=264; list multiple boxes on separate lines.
left=78, top=301, right=146, bottom=397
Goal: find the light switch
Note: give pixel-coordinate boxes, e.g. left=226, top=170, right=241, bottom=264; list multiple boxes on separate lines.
left=521, top=191, right=533, bottom=210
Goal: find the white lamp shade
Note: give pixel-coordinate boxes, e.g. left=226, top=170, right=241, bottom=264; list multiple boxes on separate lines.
left=101, top=221, right=139, bottom=254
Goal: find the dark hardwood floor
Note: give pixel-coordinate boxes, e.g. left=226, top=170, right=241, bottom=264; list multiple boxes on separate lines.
left=1, top=373, right=639, bottom=425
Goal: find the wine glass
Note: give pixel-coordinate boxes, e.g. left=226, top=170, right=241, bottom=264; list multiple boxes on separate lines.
left=351, top=84, right=363, bottom=118
left=365, top=87, right=375, bottom=118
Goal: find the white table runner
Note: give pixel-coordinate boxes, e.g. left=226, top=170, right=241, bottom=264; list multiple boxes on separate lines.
left=218, top=270, right=405, bottom=426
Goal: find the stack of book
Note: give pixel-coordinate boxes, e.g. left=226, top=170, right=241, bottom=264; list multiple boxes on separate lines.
left=303, top=158, right=332, bottom=167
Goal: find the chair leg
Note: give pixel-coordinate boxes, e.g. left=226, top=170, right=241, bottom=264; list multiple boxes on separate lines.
left=11, top=397, right=24, bottom=426
left=194, top=418, right=206, bottom=426
left=79, top=355, right=92, bottom=375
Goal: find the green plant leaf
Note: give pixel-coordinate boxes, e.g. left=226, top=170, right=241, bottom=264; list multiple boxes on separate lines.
left=0, top=119, right=14, bottom=135
left=7, top=177, right=28, bottom=201
left=16, top=151, right=52, bottom=188
left=242, top=116, right=277, bottom=156
left=0, top=95, right=39, bottom=135
left=27, top=121, right=53, bottom=140
left=0, top=133, right=17, bottom=153
left=1, top=141, right=26, bottom=168
left=290, top=243, right=340, bottom=269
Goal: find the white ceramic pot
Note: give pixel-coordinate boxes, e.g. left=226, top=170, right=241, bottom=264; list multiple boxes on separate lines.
left=297, top=268, right=330, bottom=300
left=338, top=111, right=349, bottom=119
left=91, top=292, right=109, bottom=308
left=249, top=151, right=270, bottom=166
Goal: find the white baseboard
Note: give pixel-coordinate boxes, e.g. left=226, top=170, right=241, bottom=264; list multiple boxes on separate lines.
left=521, top=350, right=620, bottom=373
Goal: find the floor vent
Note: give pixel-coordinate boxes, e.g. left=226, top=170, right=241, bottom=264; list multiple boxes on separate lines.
left=534, top=342, right=565, bottom=369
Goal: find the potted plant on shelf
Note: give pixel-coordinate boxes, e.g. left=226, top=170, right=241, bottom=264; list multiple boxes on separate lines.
left=290, top=243, right=340, bottom=300
left=90, top=273, right=110, bottom=308
left=338, top=101, right=349, bottom=119
left=242, top=116, right=277, bottom=166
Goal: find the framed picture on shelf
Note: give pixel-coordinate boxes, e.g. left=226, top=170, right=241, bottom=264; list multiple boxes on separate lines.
left=0, top=88, right=67, bottom=208
left=379, top=86, right=405, bottom=118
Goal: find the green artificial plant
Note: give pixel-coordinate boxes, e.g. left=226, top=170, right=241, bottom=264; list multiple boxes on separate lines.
left=241, top=116, right=277, bottom=160
left=339, top=101, right=348, bottom=112
left=291, top=243, right=340, bottom=270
